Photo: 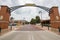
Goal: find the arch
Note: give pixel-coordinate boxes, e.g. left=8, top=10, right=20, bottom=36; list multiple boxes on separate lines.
left=10, top=4, right=50, bottom=13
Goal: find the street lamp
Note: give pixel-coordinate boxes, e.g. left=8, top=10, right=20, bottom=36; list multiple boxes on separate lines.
left=39, top=11, right=43, bottom=27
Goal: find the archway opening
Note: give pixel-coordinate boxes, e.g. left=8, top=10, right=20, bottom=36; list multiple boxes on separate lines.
left=10, top=4, right=50, bottom=29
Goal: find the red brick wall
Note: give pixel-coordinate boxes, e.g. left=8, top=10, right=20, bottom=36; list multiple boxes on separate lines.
left=0, top=6, right=10, bottom=29
left=49, top=6, right=60, bottom=29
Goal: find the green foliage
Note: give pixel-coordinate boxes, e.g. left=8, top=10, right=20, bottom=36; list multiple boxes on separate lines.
left=35, top=16, right=40, bottom=23
left=25, top=21, right=29, bottom=24
left=30, top=18, right=36, bottom=24
left=30, top=16, right=41, bottom=24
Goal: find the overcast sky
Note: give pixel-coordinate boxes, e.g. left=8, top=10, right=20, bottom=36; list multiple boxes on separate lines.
left=0, top=0, right=60, bottom=22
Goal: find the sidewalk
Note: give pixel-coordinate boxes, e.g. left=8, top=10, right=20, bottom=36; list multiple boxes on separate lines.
left=0, top=26, right=16, bottom=36
left=35, top=25, right=59, bottom=35
left=0, top=25, right=23, bottom=36
left=0, top=29, right=11, bottom=36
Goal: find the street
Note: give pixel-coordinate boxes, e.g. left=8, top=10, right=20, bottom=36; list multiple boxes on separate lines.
left=16, top=24, right=42, bottom=31
left=0, top=24, right=60, bottom=40
left=0, top=0, right=60, bottom=40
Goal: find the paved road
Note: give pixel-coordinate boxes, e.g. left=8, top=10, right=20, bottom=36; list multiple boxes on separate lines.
left=16, top=24, right=42, bottom=31
left=0, top=24, right=60, bottom=40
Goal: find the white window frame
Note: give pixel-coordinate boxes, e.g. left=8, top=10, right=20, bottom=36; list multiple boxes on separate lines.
left=56, top=16, right=59, bottom=20
left=0, top=16, right=3, bottom=20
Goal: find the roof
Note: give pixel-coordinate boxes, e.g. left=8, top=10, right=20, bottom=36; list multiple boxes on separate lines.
left=41, top=20, right=50, bottom=22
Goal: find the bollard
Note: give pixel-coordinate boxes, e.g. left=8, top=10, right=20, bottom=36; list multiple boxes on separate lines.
left=58, top=27, right=60, bottom=33
left=10, top=23, right=12, bottom=30
left=0, top=27, right=1, bottom=33
left=41, top=23, right=43, bottom=28
left=48, top=26, right=49, bottom=30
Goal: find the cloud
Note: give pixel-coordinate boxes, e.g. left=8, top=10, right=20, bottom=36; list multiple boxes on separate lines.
left=0, top=0, right=12, bottom=7
left=18, top=0, right=34, bottom=5
left=0, top=0, right=60, bottom=21
left=12, top=7, right=39, bottom=22
left=32, top=0, right=45, bottom=5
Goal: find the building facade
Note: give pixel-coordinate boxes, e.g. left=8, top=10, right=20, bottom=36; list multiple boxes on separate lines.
left=49, top=6, right=60, bottom=29
left=0, top=5, right=10, bottom=29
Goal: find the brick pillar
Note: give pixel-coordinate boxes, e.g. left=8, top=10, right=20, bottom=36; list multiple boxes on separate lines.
left=49, top=6, right=60, bottom=29
left=0, top=5, right=10, bottom=29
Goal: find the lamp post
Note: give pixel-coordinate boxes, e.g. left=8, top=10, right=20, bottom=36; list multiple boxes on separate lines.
left=39, top=11, right=42, bottom=20
left=39, top=11, right=43, bottom=27
left=0, top=27, right=1, bottom=35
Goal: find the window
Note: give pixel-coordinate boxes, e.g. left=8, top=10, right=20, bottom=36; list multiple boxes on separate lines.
left=0, top=16, right=3, bottom=20
left=56, top=16, right=59, bottom=20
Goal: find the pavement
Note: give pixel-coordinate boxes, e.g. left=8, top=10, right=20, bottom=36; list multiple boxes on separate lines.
left=0, top=24, right=60, bottom=40
left=16, top=24, right=42, bottom=31
left=0, top=29, right=11, bottom=36
left=35, top=24, right=59, bottom=34
left=0, top=26, right=19, bottom=36
left=0, top=31, right=60, bottom=40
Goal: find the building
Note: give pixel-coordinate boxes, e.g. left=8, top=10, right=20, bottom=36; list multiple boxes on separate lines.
left=49, top=6, right=60, bottom=29
left=41, top=20, right=50, bottom=24
left=14, top=20, right=27, bottom=26
left=0, top=5, right=10, bottom=29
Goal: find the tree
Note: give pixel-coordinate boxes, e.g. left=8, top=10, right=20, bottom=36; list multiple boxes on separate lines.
left=30, top=18, right=36, bottom=24
left=25, top=21, right=29, bottom=24
left=35, top=16, right=40, bottom=23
